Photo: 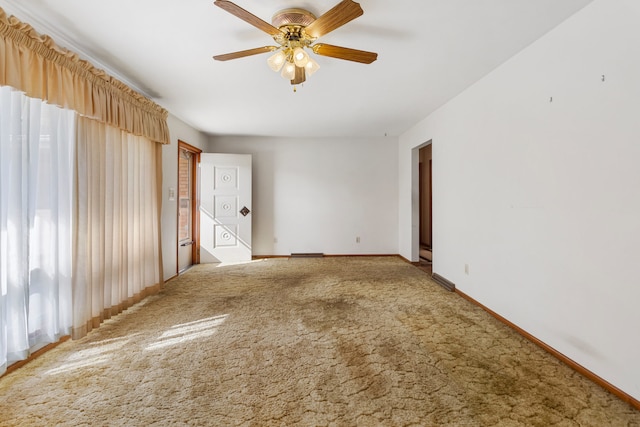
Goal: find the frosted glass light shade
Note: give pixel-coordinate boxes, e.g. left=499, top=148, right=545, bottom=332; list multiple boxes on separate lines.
left=281, top=61, right=296, bottom=80
left=293, top=47, right=310, bottom=67
left=304, top=57, right=320, bottom=77
left=267, top=50, right=286, bottom=72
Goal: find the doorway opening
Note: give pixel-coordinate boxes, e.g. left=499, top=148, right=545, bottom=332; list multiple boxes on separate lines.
left=418, top=143, right=432, bottom=273
left=177, top=140, right=202, bottom=273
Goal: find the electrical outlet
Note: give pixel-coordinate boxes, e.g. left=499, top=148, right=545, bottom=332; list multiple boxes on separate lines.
left=464, top=264, right=469, bottom=275
left=274, top=237, right=278, bottom=244
left=356, top=236, right=361, bottom=243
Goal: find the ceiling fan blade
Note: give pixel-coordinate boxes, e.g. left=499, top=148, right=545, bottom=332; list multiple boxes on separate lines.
left=291, top=66, right=306, bottom=85
left=214, top=0, right=283, bottom=37
left=213, top=46, right=278, bottom=61
left=312, top=44, right=377, bottom=64
left=304, top=0, right=364, bottom=39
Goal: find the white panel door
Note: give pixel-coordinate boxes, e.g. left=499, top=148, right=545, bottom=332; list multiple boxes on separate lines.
left=199, top=153, right=252, bottom=263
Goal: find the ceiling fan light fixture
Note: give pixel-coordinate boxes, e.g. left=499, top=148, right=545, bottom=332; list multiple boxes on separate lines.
left=304, top=56, right=320, bottom=77
left=281, top=61, right=296, bottom=80
left=293, top=47, right=310, bottom=67
left=267, top=50, right=286, bottom=72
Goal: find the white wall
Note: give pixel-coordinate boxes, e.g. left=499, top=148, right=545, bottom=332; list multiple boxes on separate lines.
left=210, top=136, right=398, bottom=256
left=161, top=114, right=208, bottom=280
left=399, top=0, right=640, bottom=401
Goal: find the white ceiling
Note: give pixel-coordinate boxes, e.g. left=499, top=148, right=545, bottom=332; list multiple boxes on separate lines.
left=0, top=0, right=593, bottom=138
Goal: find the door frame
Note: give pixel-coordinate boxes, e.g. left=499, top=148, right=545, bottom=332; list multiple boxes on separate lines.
left=412, top=140, right=432, bottom=261
left=177, top=140, right=202, bottom=272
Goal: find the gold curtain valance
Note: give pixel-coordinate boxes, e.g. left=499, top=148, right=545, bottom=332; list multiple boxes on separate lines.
left=0, top=7, right=170, bottom=144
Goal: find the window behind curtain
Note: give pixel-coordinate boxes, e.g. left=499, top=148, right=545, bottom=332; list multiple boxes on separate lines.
left=72, top=116, right=163, bottom=339
left=0, top=86, right=74, bottom=374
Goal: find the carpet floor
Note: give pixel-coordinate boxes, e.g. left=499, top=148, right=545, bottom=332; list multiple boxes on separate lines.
left=0, top=257, right=638, bottom=426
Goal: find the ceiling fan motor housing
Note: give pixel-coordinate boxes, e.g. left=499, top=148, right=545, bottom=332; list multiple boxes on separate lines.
left=271, top=8, right=316, bottom=28
left=271, top=8, right=317, bottom=46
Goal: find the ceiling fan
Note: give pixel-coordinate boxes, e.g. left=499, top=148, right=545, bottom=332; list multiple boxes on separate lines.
left=212, top=0, right=378, bottom=87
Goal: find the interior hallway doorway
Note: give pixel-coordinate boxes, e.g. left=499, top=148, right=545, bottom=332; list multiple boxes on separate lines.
left=418, top=143, right=432, bottom=273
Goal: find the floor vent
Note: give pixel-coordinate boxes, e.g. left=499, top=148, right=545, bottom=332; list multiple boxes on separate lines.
left=290, top=253, right=324, bottom=258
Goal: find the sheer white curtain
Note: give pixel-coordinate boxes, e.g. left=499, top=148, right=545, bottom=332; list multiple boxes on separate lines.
left=0, top=86, right=75, bottom=375
left=73, top=116, right=163, bottom=339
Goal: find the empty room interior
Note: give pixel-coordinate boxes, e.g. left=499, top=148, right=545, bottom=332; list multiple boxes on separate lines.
left=1, top=0, right=639, bottom=424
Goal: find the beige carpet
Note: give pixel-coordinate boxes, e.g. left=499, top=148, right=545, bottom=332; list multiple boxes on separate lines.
left=1, top=257, right=638, bottom=426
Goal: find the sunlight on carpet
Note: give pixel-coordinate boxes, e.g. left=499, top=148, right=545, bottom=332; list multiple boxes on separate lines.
left=145, top=315, right=228, bottom=351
